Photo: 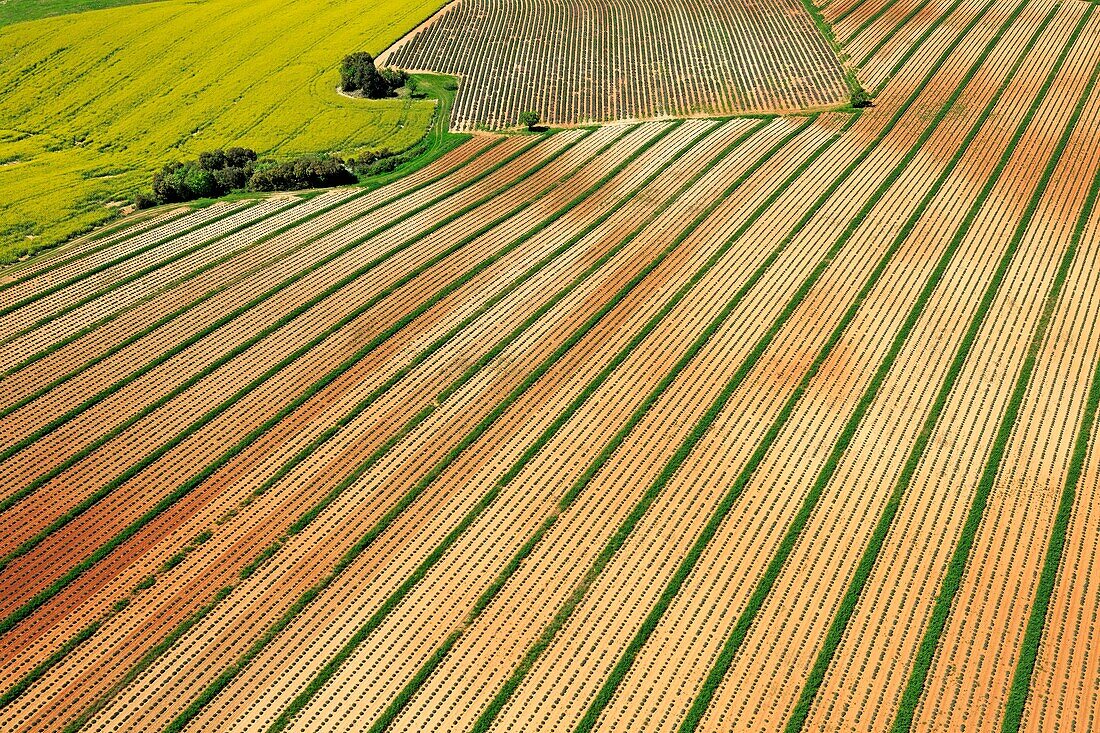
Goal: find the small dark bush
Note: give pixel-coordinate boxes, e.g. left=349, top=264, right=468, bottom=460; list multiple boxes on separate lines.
left=851, top=88, right=874, bottom=109
left=339, top=52, right=407, bottom=98
left=133, top=191, right=157, bottom=209
left=519, top=110, right=541, bottom=130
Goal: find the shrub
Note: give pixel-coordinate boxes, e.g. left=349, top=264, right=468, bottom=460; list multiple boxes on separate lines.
left=339, top=51, right=402, bottom=98
left=519, top=110, right=541, bottom=130
left=133, top=191, right=157, bottom=209
left=152, top=147, right=258, bottom=203
left=851, top=88, right=874, bottom=108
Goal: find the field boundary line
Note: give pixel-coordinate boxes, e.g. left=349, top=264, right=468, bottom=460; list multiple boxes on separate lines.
left=265, top=115, right=817, bottom=733
left=891, top=19, right=1100, bottom=732
left=0, top=130, right=590, bottom=637
left=781, top=5, right=1080, bottom=730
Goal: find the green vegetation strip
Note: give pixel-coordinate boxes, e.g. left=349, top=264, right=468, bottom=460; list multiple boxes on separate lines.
left=793, top=0, right=863, bottom=98
left=1001, top=298, right=1100, bottom=733
left=669, top=1, right=1032, bottom=727
left=782, top=6, right=1075, bottom=730
left=0, top=207, right=190, bottom=290
left=578, top=9, right=1057, bottom=731
left=0, top=121, right=652, bottom=720
left=163, top=117, right=752, bottom=733
left=0, top=131, right=590, bottom=634
left=264, top=116, right=813, bottom=733
left=0, top=198, right=305, bottom=347
left=892, top=22, right=1100, bottom=733
left=0, top=200, right=255, bottom=320
left=0, top=135, right=543, bottom=497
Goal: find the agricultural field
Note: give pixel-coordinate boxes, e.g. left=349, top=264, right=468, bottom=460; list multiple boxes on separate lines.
left=0, top=0, right=445, bottom=264
left=379, top=0, right=849, bottom=129
left=2, top=0, right=1100, bottom=731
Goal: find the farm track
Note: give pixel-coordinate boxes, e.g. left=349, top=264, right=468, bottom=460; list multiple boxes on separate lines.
left=4, top=0, right=1100, bottom=727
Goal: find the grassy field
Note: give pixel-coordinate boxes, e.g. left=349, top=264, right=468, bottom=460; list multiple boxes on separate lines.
left=0, top=0, right=155, bottom=27
left=0, top=0, right=446, bottom=264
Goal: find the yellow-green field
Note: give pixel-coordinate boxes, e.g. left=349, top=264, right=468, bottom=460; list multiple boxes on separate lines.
left=0, top=0, right=445, bottom=263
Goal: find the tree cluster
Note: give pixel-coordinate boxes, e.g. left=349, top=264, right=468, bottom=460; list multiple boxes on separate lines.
left=143, top=147, right=355, bottom=206
left=151, top=147, right=257, bottom=203
left=340, top=52, right=407, bottom=99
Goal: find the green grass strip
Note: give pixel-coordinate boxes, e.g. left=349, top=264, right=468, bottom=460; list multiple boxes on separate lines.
left=577, top=8, right=1058, bottom=732
left=265, top=115, right=819, bottom=733
left=669, top=0, right=1032, bottom=727
left=0, top=121, right=662, bottom=725
left=0, top=137, right=503, bottom=383
left=892, top=21, right=1100, bottom=733
left=1001, top=311, right=1100, bottom=732
left=163, top=117, right=755, bottom=733
left=792, top=0, right=863, bottom=97
left=0, top=134, right=550, bottom=506
left=0, top=200, right=255, bottom=320
left=0, top=131, right=590, bottom=635
left=0, top=207, right=191, bottom=290
left=783, top=6, right=1077, bottom=730
left=0, top=198, right=308, bottom=347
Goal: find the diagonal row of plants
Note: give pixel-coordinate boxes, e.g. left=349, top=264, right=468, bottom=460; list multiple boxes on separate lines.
left=890, top=22, right=1100, bottom=732
left=0, top=190, right=351, bottom=379
left=0, top=136, right=533, bottom=472
left=160, top=115, right=812, bottom=733
left=0, top=128, right=605, bottom=633
left=781, top=4, right=1090, bottom=730
left=570, top=4, right=1065, bottom=731
left=668, top=0, right=1068, bottom=728
left=268, top=112, right=859, bottom=733
left=0, top=201, right=249, bottom=318
left=0, top=139, right=499, bottom=383
left=0, top=206, right=190, bottom=294
left=0, top=198, right=304, bottom=349
left=15, top=119, right=704, bottom=728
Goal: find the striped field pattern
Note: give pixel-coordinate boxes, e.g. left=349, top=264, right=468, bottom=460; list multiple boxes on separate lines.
left=1, top=0, right=1099, bottom=730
